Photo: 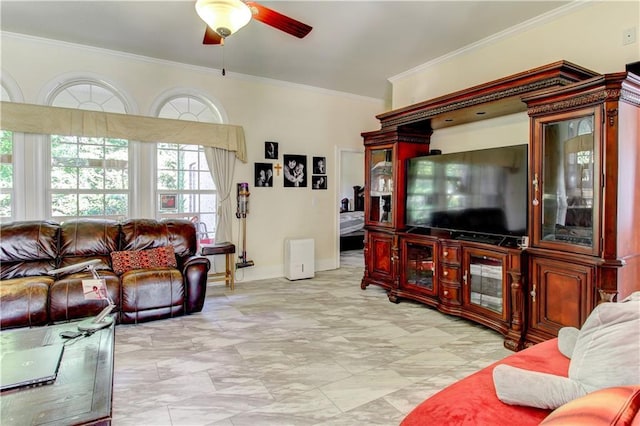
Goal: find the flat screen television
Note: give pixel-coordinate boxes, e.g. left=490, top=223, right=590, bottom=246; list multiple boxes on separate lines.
left=405, top=144, right=528, bottom=237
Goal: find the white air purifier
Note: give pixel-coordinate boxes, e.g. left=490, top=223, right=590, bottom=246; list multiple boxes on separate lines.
left=284, top=238, right=315, bottom=280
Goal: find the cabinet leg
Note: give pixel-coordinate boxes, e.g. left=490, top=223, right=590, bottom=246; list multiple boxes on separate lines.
left=503, top=337, right=523, bottom=352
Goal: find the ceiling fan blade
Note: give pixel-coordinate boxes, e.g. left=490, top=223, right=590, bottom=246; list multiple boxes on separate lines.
left=203, top=26, right=223, bottom=45
left=246, top=1, right=312, bottom=39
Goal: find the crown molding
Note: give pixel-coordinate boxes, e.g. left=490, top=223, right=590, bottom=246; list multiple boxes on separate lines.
left=1, top=31, right=384, bottom=105
left=388, top=1, right=592, bottom=84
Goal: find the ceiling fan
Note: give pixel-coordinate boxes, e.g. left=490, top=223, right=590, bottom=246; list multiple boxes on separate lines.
left=195, top=0, right=313, bottom=45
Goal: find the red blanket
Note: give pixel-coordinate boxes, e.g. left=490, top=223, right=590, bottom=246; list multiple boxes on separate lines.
left=401, top=339, right=569, bottom=426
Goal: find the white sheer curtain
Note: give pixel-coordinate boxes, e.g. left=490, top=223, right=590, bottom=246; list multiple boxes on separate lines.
left=205, top=147, right=237, bottom=243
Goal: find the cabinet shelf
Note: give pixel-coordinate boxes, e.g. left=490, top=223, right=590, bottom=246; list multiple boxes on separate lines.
left=370, top=191, right=392, bottom=197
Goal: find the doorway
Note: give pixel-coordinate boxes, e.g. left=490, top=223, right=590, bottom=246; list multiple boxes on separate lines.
left=336, top=148, right=365, bottom=268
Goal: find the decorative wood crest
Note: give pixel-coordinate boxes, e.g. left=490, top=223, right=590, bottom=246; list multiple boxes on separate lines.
left=527, top=90, right=609, bottom=115
left=381, top=77, right=578, bottom=129
left=529, top=87, right=640, bottom=116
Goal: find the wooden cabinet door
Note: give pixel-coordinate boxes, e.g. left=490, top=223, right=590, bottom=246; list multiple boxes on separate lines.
left=364, top=231, right=395, bottom=289
left=528, top=255, right=594, bottom=339
left=529, top=106, right=602, bottom=257
left=366, top=146, right=395, bottom=228
left=462, top=248, right=509, bottom=322
left=400, top=238, right=437, bottom=297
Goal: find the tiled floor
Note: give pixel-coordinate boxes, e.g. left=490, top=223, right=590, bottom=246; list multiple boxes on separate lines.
left=112, top=250, right=511, bottom=425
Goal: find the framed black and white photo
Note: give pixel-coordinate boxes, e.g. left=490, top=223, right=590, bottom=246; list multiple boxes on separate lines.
left=312, top=175, right=327, bottom=190
left=265, top=141, right=278, bottom=159
left=254, top=163, right=273, bottom=187
left=283, top=154, right=307, bottom=187
left=313, top=156, right=326, bottom=174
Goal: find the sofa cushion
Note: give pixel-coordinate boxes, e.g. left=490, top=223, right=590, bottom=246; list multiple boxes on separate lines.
left=58, top=219, right=119, bottom=274
left=540, top=386, right=640, bottom=425
left=110, top=246, right=177, bottom=275
left=119, top=268, right=185, bottom=324
left=0, top=277, right=52, bottom=328
left=49, top=272, right=120, bottom=322
left=119, top=218, right=197, bottom=257
left=0, top=220, right=59, bottom=279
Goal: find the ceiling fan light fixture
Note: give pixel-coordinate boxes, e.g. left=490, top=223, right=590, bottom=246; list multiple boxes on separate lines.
left=195, top=0, right=252, bottom=38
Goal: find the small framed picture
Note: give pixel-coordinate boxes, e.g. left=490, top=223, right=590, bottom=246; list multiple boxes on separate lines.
left=283, top=154, right=307, bottom=188
left=160, top=194, right=177, bottom=211
left=313, top=156, right=326, bottom=174
left=312, top=175, right=327, bottom=190
left=82, top=279, right=109, bottom=300
left=255, top=163, right=273, bottom=187
left=265, top=141, right=278, bottom=159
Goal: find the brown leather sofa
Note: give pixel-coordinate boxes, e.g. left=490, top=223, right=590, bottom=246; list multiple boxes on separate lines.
left=0, top=218, right=210, bottom=329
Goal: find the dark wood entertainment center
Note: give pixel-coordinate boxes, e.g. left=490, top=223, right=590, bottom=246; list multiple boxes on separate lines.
left=360, top=61, right=640, bottom=350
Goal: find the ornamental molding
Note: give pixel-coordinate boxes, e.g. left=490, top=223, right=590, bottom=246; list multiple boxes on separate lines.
left=529, top=87, right=640, bottom=115
left=380, top=77, right=576, bottom=129
left=621, top=88, right=640, bottom=107
left=527, top=90, right=610, bottom=115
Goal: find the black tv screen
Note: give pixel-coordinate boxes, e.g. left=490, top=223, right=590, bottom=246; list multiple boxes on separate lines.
left=405, top=144, right=528, bottom=237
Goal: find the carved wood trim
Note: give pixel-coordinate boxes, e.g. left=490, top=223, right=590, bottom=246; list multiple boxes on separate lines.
left=381, top=77, right=577, bottom=129
left=607, top=108, right=618, bottom=127
left=509, top=271, right=523, bottom=333
left=527, top=90, right=609, bottom=115
left=528, top=86, right=640, bottom=116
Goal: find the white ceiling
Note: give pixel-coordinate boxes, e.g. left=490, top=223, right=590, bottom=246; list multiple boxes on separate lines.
left=1, top=1, right=571, bottom=100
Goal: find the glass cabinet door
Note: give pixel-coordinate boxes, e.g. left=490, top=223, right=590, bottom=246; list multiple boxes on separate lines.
left=464, top=253, right=504, bottom=315
left=533, top=109, right=599, bottom=254
left=368, top=148, right=393, bottom=225
left=404, top=242, right=435, bottom=293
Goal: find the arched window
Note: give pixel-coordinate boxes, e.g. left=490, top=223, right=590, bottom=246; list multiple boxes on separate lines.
left=154, top=94, right=223, bottom=242
left=47, top=81, right=130, bottom=220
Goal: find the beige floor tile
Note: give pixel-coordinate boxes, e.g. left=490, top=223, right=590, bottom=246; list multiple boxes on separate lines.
left=113, top=250, right=510, bottom=425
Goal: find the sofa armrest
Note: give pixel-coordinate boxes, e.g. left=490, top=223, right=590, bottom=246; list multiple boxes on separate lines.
left=540, top=386, right=640, bottom=425
left=181, top=255, right=210, bottom=314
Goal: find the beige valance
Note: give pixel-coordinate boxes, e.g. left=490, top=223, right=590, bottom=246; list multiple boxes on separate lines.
left=0, top=101, right=247, bottom=162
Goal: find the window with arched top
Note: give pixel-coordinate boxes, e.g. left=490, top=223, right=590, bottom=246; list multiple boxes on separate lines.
left=48, top=81, right=130, bottom=220
left=155, top=95, right=221, bottom=242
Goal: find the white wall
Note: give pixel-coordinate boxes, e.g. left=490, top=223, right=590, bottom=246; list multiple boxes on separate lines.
left=1, top=33, right=384, bottom=281
left=391, top=1, right=639, bottom=109
left=389, top=0, right=638, bottom=161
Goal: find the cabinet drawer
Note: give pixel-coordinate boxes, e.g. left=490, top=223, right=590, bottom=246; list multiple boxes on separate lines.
left=440, top=284, right=460, bottom=303
left=439, top=265, right=460, bottom=282
left=440, top=246, right=461, bottom=263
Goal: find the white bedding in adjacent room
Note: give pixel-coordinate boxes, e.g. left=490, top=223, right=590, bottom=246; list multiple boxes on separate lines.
left=340, top=211, right=364, bottom=235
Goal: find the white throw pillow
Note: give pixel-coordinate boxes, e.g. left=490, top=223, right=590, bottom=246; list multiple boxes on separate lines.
left=493, top=365, right=587, bottom=409
left=569, top=293, right=640, bottom=392
left=493, top=292, right=640, bottom=409
left=557, top=327, right=579, bottom=359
